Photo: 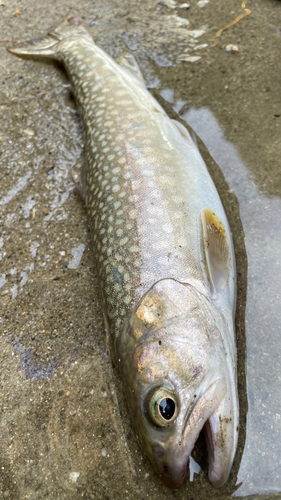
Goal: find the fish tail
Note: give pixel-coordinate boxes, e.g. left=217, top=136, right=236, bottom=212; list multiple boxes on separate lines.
left=7, top=15, right=91, bottom=60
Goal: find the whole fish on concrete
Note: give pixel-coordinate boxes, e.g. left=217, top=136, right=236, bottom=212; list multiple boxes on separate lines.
left=8, top=15, right=239, bottom=489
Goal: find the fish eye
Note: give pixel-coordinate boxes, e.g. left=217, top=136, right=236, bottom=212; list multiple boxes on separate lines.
left=147, top=388, right=178, bottom=427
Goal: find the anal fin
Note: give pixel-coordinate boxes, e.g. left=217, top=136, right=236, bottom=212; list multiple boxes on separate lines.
left=115, top=54, right=145, bottom=84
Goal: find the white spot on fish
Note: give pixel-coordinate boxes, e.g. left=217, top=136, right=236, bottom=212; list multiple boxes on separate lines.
left=120, top=237, right=129, bottom=246
left=112, top=167, right=120, bottom=174
left=129, top=209, right=137, bottom=219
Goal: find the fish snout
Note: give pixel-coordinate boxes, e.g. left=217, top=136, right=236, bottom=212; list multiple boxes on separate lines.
left=152, top=443, right=189, bottom=489
left=160, top=461, right=188, bottom=489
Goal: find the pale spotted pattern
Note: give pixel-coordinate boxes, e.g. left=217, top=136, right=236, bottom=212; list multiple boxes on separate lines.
left=59, top=35, right=225, bottom=336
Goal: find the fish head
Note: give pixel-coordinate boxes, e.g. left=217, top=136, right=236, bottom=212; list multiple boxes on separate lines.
left=116, top=278, right=238, bottom=488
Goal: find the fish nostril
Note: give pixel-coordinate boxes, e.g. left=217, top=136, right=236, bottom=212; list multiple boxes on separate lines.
left=153, top=443, right=164, bottom=458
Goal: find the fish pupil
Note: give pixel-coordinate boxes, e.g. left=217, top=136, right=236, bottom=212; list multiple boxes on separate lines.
left=159, top=398, right=175, bottom=420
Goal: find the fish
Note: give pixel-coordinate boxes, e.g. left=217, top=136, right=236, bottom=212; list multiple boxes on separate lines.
left=8, top=15, right=239, bottom=489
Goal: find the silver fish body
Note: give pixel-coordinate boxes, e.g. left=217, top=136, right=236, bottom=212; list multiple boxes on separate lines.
left=8, top=16, right=239, bottom=489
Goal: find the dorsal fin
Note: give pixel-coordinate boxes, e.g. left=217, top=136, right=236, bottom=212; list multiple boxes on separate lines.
left=115, top=54, right=145, bottom=83
left=71, top=152, right=87, bottom=203
left=201, top=208, right=231, bottom=293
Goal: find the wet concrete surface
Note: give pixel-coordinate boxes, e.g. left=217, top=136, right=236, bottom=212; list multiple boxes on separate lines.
left=0, top=0, right=281, bottom=498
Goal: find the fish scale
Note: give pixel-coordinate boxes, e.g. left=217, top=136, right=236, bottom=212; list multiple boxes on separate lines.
left=8, top=15, right=239, bottom=490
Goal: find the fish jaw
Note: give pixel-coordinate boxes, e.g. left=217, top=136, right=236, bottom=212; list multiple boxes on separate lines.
left=204, top=393, right=239, bottom=487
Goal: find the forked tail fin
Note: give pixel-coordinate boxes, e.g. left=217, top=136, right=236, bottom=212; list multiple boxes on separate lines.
left=7, top=15, right=91, bottom=60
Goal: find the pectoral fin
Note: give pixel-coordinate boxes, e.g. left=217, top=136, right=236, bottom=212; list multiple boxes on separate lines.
left=171, top=119, right=196, bottom=148
left=201, top=208, right=231, bottom=293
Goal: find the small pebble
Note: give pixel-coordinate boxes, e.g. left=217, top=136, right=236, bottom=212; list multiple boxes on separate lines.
left=69, top=472, right=80, bottom=483
left=177, top=55, right=201, bottom=63
left=23, top=128, right=35, bottom=136
left=225, top=44, right=239, bottom=52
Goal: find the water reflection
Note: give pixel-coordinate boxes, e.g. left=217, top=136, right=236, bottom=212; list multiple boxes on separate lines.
left=179, top=106, right=281, bottom=496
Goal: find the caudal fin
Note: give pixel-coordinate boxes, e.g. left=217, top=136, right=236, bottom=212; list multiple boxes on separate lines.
left=7, top=15, right=91, bottom=60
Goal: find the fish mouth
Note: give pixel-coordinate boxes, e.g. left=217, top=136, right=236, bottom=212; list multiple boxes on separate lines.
left=155, top=378, right=233, bottom=489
